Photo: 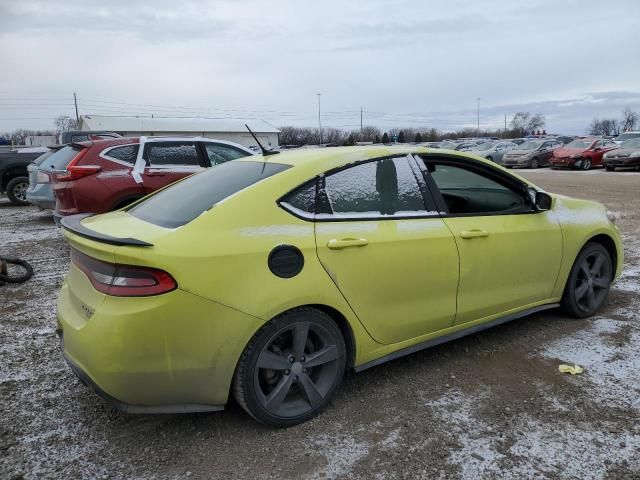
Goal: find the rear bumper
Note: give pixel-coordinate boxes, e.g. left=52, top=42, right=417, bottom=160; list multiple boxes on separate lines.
left=26, top=187, right=55, bottom=209
left=57, top=269, right=264, bottom=410
left=64, top=353, right=223, bottom=413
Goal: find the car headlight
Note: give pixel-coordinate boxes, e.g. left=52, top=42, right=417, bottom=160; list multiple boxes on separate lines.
left=603, top=152, right=612, bottom=158
left=606, top=210, right=618, bottom=224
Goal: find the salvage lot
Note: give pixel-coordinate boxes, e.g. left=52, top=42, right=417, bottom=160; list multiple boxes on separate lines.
left=1, top=169, right=639, bottom=479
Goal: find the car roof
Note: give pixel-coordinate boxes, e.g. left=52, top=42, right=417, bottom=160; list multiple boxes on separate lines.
left=238, top=145, right=532, bottom=185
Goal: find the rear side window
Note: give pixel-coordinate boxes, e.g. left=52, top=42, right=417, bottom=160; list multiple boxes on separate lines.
left=280, top=181, right=316, bottom=216
left=33, top=150, right=54, bottom=166
left=145, top=142, right=199, bottom=166
left=104, top=144, right=139, bottom=164
left=128, top=161, right=291, bottom=228
left=41, top=146, right=83, bottom=170
left=205, top=143, right=249, bottom=165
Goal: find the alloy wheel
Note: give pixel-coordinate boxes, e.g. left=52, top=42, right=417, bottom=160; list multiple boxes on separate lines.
left=582, top=159, right=591, bottom=170
left=13, top=182, right=28, bottom=202
left=574, top=251, right=611, bottom=313
left=253, top=321, right=340, bottom=418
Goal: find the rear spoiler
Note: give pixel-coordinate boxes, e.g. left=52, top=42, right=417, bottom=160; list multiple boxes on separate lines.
left=60, top=213, right=153, bottom=247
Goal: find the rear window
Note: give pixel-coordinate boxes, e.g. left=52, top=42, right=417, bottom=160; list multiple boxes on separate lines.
left=33, top=150, right=55, bottom=166
left=40, top=146, right=83, bottom=171
left=128, top=161, right=291, bottom=228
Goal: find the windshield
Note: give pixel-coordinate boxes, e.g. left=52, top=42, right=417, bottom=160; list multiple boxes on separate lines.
left=566, top=139, right=594, bottom=149
left=128, top=161, right=291, bottom=228
left=616, top=132, right=640, bottom=142
left=620, top=138, right=640, bottom=149
left=519, top=141, right=542, bottom=150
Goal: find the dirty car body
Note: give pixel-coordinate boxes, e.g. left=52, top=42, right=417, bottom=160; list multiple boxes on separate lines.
left=57, top=146, right=623, bottom=426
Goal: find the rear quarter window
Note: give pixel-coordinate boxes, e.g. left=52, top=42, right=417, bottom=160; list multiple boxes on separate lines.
left=128, top=161, right=291, bottom=228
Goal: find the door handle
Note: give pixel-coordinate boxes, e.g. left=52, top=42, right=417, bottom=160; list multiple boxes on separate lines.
left=460, top=229, right=489, bottom=239
left=327, top=238, right=369, bottom=250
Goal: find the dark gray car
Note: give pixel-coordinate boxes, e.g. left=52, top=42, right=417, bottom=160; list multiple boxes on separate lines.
left=603, top=137, right=640, bottom=171
left=501, top=139, right=562, bottom=168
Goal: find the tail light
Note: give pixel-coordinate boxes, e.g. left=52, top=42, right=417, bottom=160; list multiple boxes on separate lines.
left=54, top=148, right=101, bottom=181
left=71, top=248, right=177, bottom=297
left=36, top=170, right=51, bottom=184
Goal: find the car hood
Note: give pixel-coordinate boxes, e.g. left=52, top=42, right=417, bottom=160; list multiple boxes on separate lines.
left=606, top=148, right=639, bottom=157
left=554, top=147, right=586, bottom=156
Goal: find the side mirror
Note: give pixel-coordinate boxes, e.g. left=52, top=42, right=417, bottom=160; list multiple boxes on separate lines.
left=535, top=191, right=552, bottom=211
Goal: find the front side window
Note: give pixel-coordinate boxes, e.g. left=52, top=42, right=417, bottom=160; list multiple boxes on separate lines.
left=145, top=142, right=199, bottom=166
left=105, top=144, right=139, bottom=164
left=322, top=156, right=429, bottom=217
left=427, top=162, right=531, bottom=215
left=205, top=143, right=249, bottom=165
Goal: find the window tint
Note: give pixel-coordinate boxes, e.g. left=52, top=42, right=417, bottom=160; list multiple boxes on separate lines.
left=128, top=161, right=290, bottom=228
left=145, top=142, right=199, bottom=166
left=281, top=182, right=316, bottom=215
left=33, top=150, right=55, bottom=166
left=323, top=156, right=428, bottom=217
left=41, top=146, right=83, bottom=170
left=428, top=163, right=530, bottom=215
left=205, top=143, right=249, bottom=165
left=105, top=144, right=139, bottom=164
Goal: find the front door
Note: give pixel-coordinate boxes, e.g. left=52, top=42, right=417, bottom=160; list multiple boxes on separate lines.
left=421, top=157, right=562, bottom=324
left=313, top=155, right=459, bottom=345
left=140, top=140, right=205, bottom=194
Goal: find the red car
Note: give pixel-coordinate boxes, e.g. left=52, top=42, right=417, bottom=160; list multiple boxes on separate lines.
left=52, top=137, right=254, bottom=223
left=550, top=137, right=618, bottom=170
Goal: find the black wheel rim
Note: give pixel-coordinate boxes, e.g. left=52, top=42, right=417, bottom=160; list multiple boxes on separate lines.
left=254, top=322, right=339, bottom=418
left=574, top=251, right=610, bottom=313
left=14, top=182, right=28, bottom=201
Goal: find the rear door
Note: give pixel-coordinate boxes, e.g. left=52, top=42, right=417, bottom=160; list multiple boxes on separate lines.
left=140, top=140, right=204, bottom=194
left=312, top=154, right=459, bottom=345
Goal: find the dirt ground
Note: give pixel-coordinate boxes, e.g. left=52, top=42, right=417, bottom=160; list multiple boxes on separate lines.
left=1, top=169, right=639, bottom=480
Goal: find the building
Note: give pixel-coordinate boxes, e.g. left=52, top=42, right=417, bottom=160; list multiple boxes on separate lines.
left=78, top=115, right=280, bottom=149
left=25, top=135, right=57, bottom=147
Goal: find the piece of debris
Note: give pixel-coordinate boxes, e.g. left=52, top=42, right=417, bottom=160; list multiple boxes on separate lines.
left=558, top=364, right=584, bottom=375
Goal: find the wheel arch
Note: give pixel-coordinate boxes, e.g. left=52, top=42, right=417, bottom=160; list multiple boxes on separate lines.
left=584, top=233, right=619, bottom=280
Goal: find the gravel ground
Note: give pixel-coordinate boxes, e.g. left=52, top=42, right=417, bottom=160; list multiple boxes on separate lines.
left=1, top=169, right=639, bottom=479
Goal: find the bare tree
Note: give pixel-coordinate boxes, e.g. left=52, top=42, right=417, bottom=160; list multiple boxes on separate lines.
left=54, top=115, right=78, bottom=133
left=621, top=108, right=639, bottom=132
left=509, top=112, right=546, bottom=136
left=587, top=118, right=620, bottom=136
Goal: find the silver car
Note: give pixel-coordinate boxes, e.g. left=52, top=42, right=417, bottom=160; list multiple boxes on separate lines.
left=468, top=141, right=517, bottom=164
left=26, top=145, right=78, bottom=209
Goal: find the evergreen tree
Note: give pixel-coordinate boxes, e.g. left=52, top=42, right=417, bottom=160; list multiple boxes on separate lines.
left=374, top=135, right=381, bottom=143
left=414, top=132, right=423, bottom=143
left=398, top=130, right=405, bottom=143
left=382, top=132, right=390, bottom=143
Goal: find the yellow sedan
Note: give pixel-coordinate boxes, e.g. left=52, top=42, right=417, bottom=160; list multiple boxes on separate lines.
left=57, top=146, right=623, bottom=426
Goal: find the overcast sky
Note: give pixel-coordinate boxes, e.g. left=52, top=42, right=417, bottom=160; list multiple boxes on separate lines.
left=1, top=0, right=639, bottom=134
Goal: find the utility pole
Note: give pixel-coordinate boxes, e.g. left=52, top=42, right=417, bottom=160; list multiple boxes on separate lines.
left=317, top=93, right=322, bottom=145
left=360, top=107, right=363, bottom=135
left=476, top=97, right=480, bottom=137
left=73, top=92, right=79, bottom=123
left=504, top=112, right=507, bottom=131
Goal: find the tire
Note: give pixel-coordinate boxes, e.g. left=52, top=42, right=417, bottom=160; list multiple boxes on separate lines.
left=232, top=307, right=346, bottom=427
left=530, top=157, right=539, bottom=169
left=561, top=242, right=612, bottom=318
left=581, top=158, right=591, bottom=170
left=6, top=176, right=29, bottom=206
